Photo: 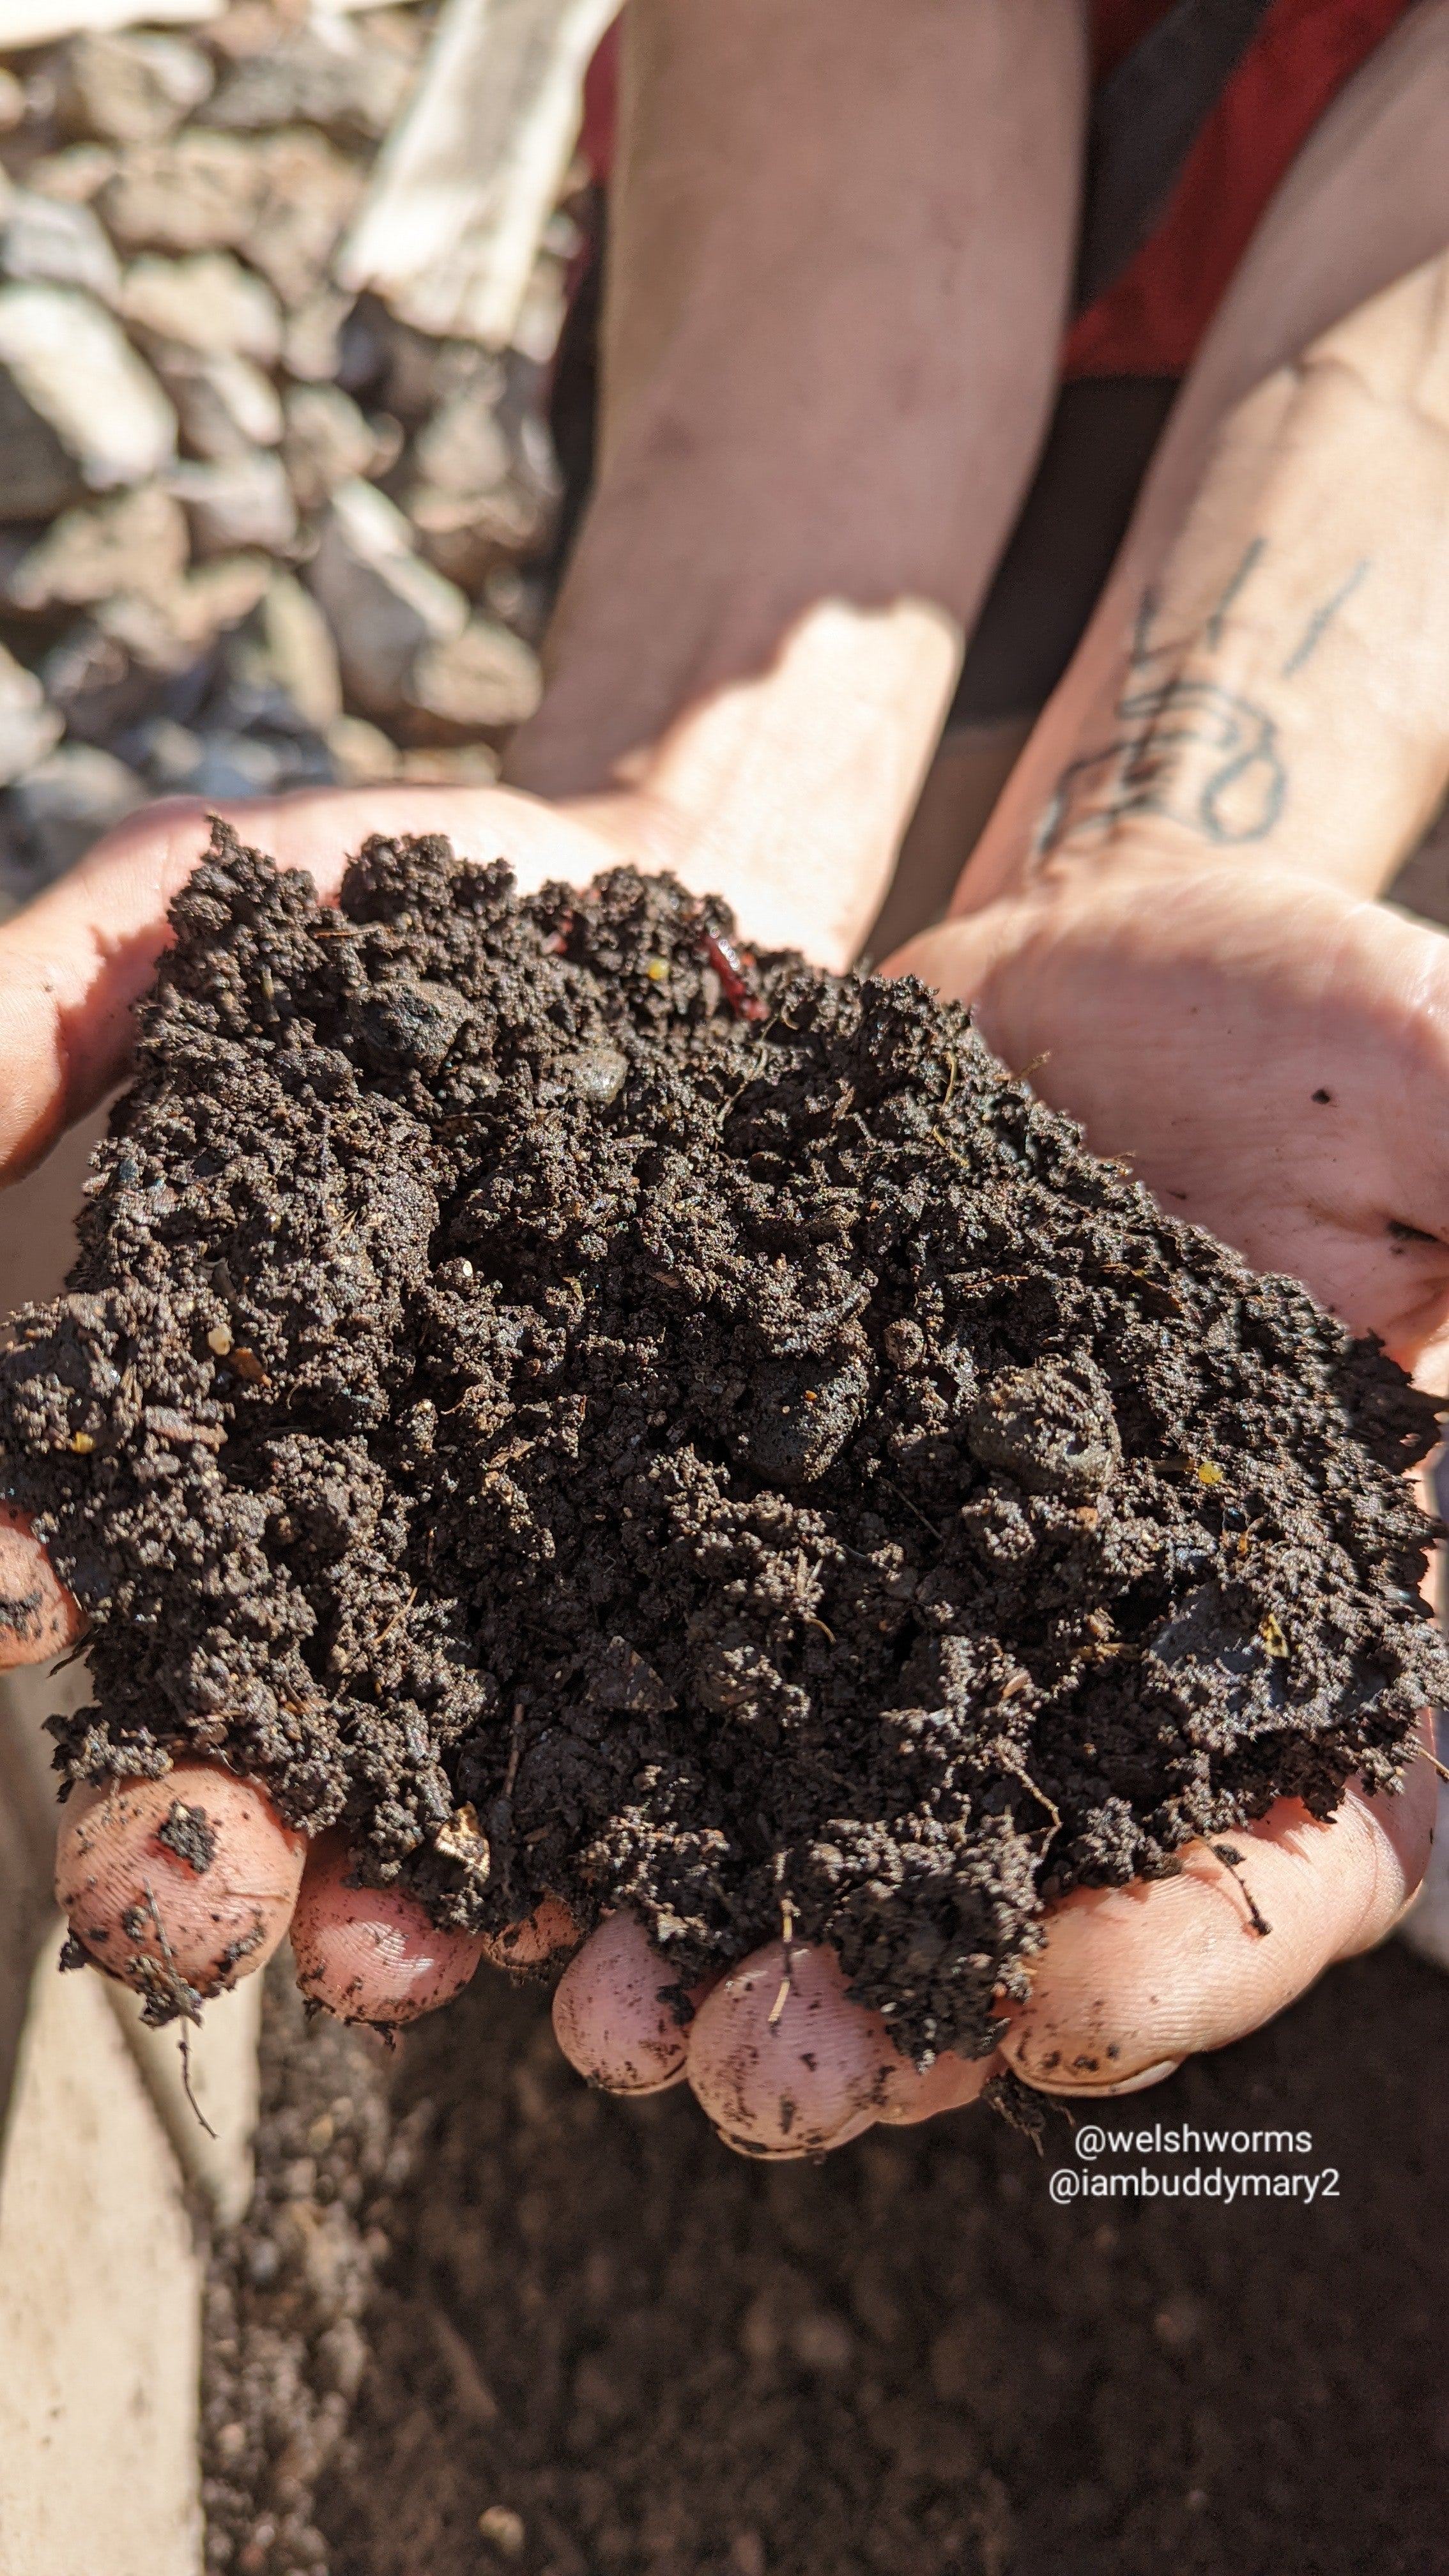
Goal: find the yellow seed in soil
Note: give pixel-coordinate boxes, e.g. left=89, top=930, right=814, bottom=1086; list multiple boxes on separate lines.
left=1195, top=1460, right=1225, bottom=1486
left=69, top=1431, right=95, bottom=1454
left=207, top=1324, right=234, bottom=1356
left=645, top=957, right=670, bottom=982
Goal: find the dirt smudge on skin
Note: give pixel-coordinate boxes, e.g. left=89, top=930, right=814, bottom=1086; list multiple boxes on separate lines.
left=157, top=1798, right=219, bottom=1873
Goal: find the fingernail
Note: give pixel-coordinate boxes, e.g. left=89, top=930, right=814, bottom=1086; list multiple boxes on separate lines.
left=1028, top=2055, right=1183, bottom=2099
left=713, top=2128, right=810, bottom=2162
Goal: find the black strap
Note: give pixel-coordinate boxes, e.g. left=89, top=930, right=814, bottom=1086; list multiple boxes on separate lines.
left=1074, top=0, right=1276, bottom=314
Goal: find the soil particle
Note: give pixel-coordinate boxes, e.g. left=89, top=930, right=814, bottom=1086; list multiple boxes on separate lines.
left=977, top=2062, right=1066, bottom=2150
left=2, top=822, right=1445, bottom=2057
left=0, top=1580, right=47, bottom=1643
left=157, top=1795, right=220, bottom=1872
left=201, top=1940, right=1449, bottom=2576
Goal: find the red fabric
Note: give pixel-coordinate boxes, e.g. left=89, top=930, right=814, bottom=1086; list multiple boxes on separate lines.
left=578, top=3, right=1411, bottom=378
left=1092, top=0, right=1176, bottom=79
left=579, top=15, right=620, bottom=187
left=1065, top=0, right=1413, bottom=376
left=576, top=8, right=1179, bottom=180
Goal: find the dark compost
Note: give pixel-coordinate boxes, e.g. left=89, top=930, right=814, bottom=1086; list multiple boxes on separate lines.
left=3, top=824, right=1444, bottom=2058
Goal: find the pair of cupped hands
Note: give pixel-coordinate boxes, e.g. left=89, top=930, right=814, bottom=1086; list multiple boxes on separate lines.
left=1, top=772, right=1445, bottom=2157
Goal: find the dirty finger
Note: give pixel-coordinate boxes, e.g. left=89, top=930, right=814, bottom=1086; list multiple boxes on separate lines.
left=1002, top=1738, right=1436, bottom=2095
left=551, top=1910, right=706, bottom=2096
left=54, top=1761, right=307, bottom=2005
left=684, top=1940, right=897, bottom=2158
left=0, top=1506, right=84, bottom=1669
left=289, top=1827, right=487, bottom=2026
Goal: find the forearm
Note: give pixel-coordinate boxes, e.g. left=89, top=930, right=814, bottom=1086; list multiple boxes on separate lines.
left=508, top=0, right=1086, bottom=966
left=954, top=3, right=1449, bottom=924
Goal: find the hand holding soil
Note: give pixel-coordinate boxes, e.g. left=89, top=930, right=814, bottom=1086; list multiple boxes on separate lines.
left=1, top=792, right=1443, bottom=2159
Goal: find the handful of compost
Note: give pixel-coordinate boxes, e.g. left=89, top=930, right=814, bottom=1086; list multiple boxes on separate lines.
left=3, top=825, right=1445, bottom=2066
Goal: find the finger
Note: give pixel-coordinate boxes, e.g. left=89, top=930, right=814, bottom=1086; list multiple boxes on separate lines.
left=0, top=1507, right=84, bottom=1669
left=289, top=1828, right=486, bottom=2026
left=0, top=783, right=624, bottom=1179
left=873, top=2046, right=1001, bottom=2126
left=551, top=1911, right=705, bottom=2095
left=1002, top=1737, right=1436, bottom=2095
left=480, top=1894, right=580, bottom=1972
left=55, top=1761, right=306, bottom=2002
left=684, top=1941, right=897, bottom=2159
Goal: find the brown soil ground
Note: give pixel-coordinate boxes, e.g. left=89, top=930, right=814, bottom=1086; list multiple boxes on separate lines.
left=203, top=1932, right=1449, bottom=2576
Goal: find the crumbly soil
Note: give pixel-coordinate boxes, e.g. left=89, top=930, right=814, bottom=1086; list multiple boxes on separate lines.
left=200, top=1940, right=1449, bottom=2576
left=2, top=823, right=1445, bottom=2057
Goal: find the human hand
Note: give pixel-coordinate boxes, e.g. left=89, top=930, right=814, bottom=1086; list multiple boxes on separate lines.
left=547, top=261, right=1449, bottom=2148
left=549, top=256, right=1449, bottom=2140
left=0, top=774, right=995, bottom=2142
left=548, top=837, right=1443, bottom=2141
left=3, top=791, right=1436, bottom=2162
left=1, top=778, right=907, bottom=2097
left=892, top=847, right=1449, bottom=1371
left=13, top=233, right=1449, bottom=2149
left=864, top=845, right=1449, bottom=2121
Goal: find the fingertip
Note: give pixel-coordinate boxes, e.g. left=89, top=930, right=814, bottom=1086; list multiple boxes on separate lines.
left=551, top=1910, right=694, bottom=2094
left=1337, top=1715, right=1438, bottom=1951
left=1011, top=2051, right=1184, bottom=2100
left=1000, top=1751, right=1437, bottom=2093
left=0, top=1507, right=84, bottom=1670
left=55, top=1761, right=306, bottom=2004
left=289, top=1830, right=485, bottom=2025
left=712, top=2105, right=877, bottom=2162
left=685, top=1942, right=891, bottom=2157
left=480, top=1894, right=580, bottom=1972
left=873, top=2046, right=999, bottom=2126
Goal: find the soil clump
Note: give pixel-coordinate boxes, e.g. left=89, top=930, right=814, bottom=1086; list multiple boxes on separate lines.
left=2, top=822, right=1444, bottom=2058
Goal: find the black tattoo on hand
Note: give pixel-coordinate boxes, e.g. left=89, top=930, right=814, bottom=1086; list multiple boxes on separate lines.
left=1036, top=539, right=1374, bottom=860
left=1037, top=675, right=1287, bottom=855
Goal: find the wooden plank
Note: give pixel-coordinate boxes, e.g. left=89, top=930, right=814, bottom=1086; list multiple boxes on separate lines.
left=0, top=1928, right=204, bottom=2576
left=337, top=0, right=616, bottom=349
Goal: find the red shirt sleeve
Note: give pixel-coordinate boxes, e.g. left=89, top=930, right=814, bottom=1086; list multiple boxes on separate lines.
left=579, top=14, right=620, bottom=189
left=1092, top=0, right=1176, bottom=79
left=1064, top=0, right=1414, bottom=378
left=576, top=2, right=1411, bottom=382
